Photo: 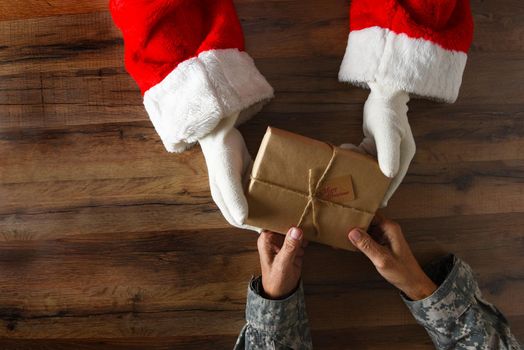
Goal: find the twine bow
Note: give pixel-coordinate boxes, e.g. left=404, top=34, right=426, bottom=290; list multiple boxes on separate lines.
left=296, top=145, right=338, bottom=235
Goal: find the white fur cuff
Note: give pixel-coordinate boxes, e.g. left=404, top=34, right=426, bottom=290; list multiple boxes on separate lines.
left=144, top=49, right=274, bottom=152
left=339, top=27, right=468, bottom=103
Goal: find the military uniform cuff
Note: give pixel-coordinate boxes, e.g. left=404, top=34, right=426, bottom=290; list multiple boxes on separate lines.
left=245, top=276, right=306, bottom=333
left=402, top=255, right=479, bottom=331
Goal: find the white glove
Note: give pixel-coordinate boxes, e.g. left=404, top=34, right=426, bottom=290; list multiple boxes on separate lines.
left=342, top=82, right=415, bottom=207
left=199, top=113, right=252, bottom=228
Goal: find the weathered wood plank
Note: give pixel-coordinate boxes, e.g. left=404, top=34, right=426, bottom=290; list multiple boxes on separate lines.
left=2, top=0, right=523, bottom=59
left=1, top=118, right=523, bottom=239
left=0, top=213, right=522, bottom=339
left=470, top=0, right=524, bottom=53
left=311, top=325, right=433, bottom=350
left=0, top=204, right=226, bottom=240
left=1, top=116, right=522, bottom=184
left=0, top=15, right=122, bottom=78
left=0, top=336, right=238, bottom=350
left=2, top=155, right=523, bottom=240
left=0, top=1, right=108, bottom=21
left=384, top=159, right=524, bottom=219
left=1, top=53, right=523, bottom=129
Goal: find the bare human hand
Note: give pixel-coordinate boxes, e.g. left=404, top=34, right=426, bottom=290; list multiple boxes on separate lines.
left=257, top=227, right=307, bottom=299
left=348, top=215, right=437, bottom=300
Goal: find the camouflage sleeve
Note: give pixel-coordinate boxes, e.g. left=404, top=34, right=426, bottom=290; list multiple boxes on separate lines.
left=234, top=276, right=313, bottom=350
left=402, top=254, right=521, bottom=350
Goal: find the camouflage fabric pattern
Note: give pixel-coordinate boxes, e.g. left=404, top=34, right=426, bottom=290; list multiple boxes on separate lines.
left=234, top=276, right=312, bottom=349
left=235, top=256, right=520, bottom=349
left=403, top=255, right=521, bottom=350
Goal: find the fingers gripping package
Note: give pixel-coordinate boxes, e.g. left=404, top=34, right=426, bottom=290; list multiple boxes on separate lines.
left=245, top=127, right=391, bottom=251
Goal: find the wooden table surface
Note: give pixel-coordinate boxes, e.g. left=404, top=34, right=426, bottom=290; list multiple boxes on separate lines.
left=0, top=1, right=523, bottom=349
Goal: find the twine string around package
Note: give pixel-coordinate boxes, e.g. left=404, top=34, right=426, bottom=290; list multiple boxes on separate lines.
left=295, top=144, right=338, bottom=235
left=249, top=142, right=374, bottom=235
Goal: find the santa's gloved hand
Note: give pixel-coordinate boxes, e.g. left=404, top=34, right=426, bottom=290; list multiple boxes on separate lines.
left=199, top=113, right=252, bottom=228
left=341, top=82, right=415, bottom=207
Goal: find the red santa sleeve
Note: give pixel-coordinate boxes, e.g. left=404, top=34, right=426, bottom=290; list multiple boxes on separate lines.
left=339, top=0, right=474, bottom=103
left=110, top=0, right=274, bottom=152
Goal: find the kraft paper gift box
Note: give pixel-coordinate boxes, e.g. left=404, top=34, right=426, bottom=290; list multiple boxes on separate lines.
left=245, top=127, right=391, bottom=251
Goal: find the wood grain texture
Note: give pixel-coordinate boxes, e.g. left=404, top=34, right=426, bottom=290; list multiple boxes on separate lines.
left=0, top=1, right=108, bottom=21
left=0, top=0, right=523, bottom=349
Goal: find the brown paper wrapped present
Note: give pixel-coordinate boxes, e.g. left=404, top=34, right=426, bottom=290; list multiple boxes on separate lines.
left=245, top=127, right=391, bottom=251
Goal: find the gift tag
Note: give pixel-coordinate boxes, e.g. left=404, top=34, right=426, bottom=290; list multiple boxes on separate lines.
left=317, top=175, right=355, bottom=205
